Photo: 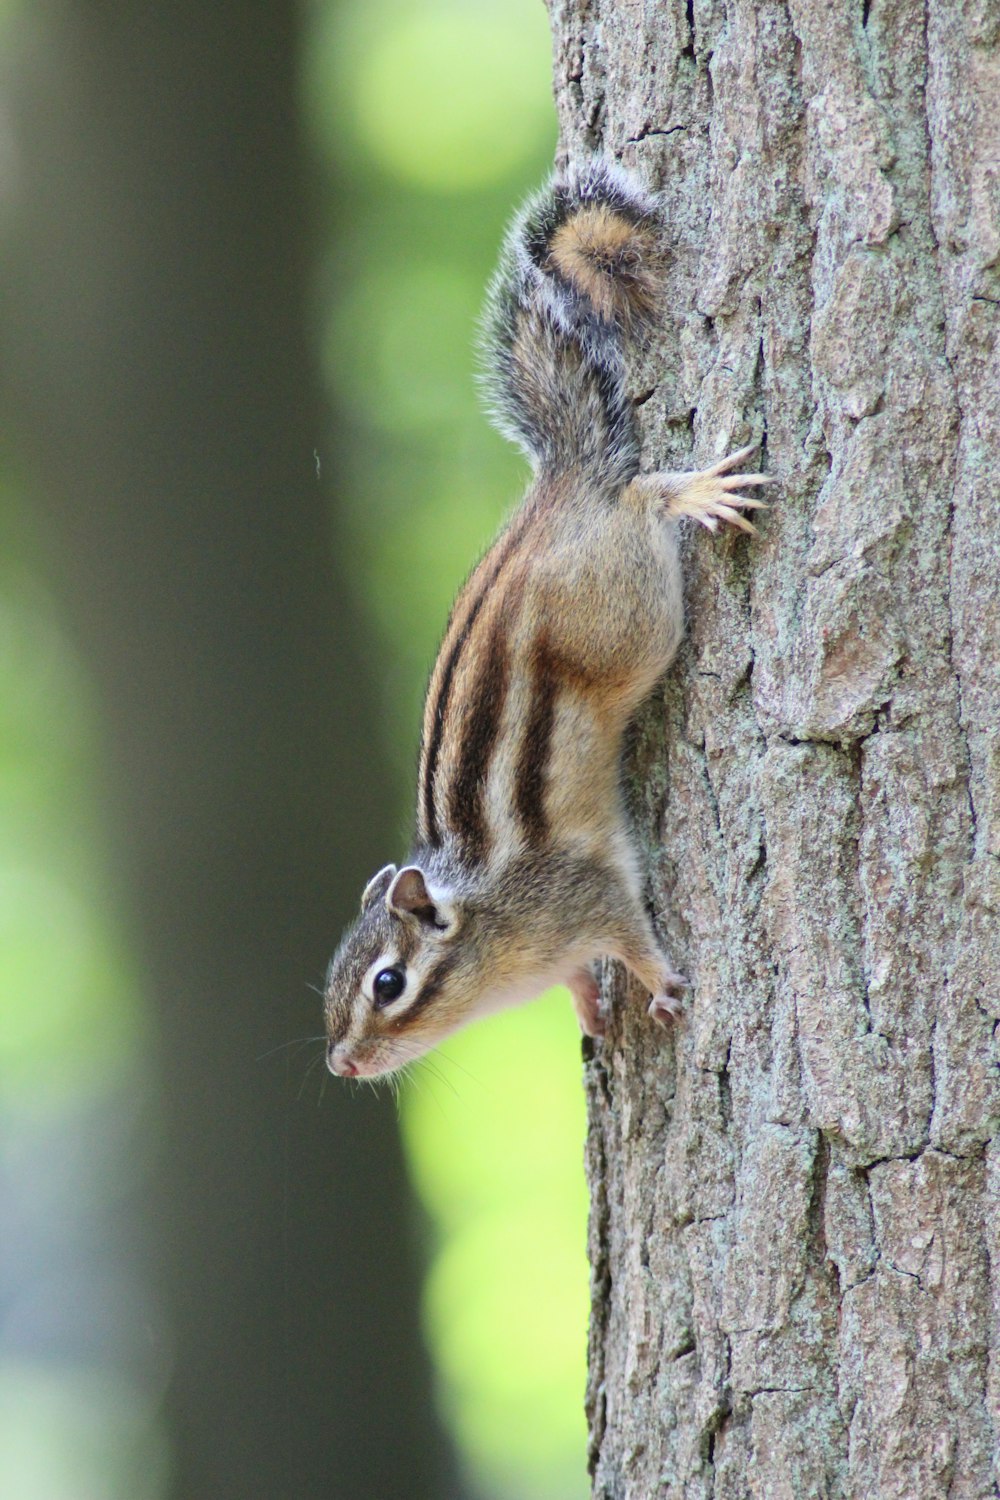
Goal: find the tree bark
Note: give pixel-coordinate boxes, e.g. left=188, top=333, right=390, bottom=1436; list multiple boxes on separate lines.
left=547, top=2, right=1000, bottom=1494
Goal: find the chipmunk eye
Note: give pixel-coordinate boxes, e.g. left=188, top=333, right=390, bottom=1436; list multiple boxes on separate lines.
left=373, top=967, right=406, bottom=1006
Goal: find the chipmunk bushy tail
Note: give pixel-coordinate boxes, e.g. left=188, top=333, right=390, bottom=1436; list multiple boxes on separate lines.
left=480, top=158, right=665, bottom=485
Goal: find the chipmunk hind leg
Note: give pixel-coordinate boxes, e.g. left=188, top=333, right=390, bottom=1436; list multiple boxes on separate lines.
left=525, top=495, right=688, bottom=702
left=568, top=966, right=605, bottom=1037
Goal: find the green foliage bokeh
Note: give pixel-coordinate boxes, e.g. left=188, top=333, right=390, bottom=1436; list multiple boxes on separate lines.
left=0, top=2, right=587, bottom=1495
left=304, top=2, right=589, bottom=1496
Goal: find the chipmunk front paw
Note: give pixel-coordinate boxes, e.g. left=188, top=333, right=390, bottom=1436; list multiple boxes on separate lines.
left=648, top=988, right=686, bottom=1026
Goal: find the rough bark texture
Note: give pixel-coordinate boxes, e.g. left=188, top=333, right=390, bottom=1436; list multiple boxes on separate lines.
left=547, top=2, right=1000, bottom=1495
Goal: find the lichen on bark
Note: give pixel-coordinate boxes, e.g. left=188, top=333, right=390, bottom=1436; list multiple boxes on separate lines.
left=546, top=1, right=1000, bottom=1494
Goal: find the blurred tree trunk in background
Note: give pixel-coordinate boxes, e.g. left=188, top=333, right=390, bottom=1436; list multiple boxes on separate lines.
left=547, top=1, right=1000, bottom=1494
left=1, top=5, right=458, bottom=1498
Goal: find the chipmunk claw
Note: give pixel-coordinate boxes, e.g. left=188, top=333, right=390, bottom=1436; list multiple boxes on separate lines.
left=648, top=984, right=687, bottom=1026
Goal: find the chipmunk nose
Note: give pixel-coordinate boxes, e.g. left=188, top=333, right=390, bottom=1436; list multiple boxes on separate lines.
left=327, top=1043, right=358, bottom=1078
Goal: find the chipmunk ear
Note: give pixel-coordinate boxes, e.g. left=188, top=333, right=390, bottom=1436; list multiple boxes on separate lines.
left=361, top=864, right=397, bottom=910
left=387, top=866, right=456, bottom=931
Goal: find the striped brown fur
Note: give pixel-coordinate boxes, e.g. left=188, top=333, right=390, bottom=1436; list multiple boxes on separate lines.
left=446, top=615, right=511, bottom=860
left=419, top=506, right=535, bottom=844
left=419, top=547, right=507, bottom=844
left=514, top=636, right=561, bottom=844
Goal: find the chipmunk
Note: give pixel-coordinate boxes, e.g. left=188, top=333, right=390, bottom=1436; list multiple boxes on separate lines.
left=325, top=159, right=767, bottom=1078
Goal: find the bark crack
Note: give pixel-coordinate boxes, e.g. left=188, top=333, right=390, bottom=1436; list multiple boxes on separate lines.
left=624, top=124, right=689, bottom=145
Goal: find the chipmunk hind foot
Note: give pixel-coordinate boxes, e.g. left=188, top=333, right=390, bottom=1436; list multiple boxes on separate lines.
left=569, top=967, right=606, bottom=1038
left=642, top=443, right=773, bottom=534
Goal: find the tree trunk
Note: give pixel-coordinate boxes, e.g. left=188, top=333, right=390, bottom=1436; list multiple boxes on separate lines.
left=546, top=2, right=1000, bottom=1494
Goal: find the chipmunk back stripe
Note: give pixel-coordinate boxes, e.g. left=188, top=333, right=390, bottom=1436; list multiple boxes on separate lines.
left=421, top=626, right=477, bottom=846
left=446, top=616, right=511, bottom=861
left=514, top=639, right=559, bottom=843
left=420, top=518, right=528, bottom=844
left=420, top=574, right=498, bottom=845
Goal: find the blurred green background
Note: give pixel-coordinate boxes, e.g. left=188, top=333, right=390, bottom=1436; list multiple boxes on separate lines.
left=0, top=1, right=589, bottom=1497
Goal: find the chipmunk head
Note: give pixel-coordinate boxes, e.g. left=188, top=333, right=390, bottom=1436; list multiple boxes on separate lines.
left=324, top=860, right=478, bottom=1078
